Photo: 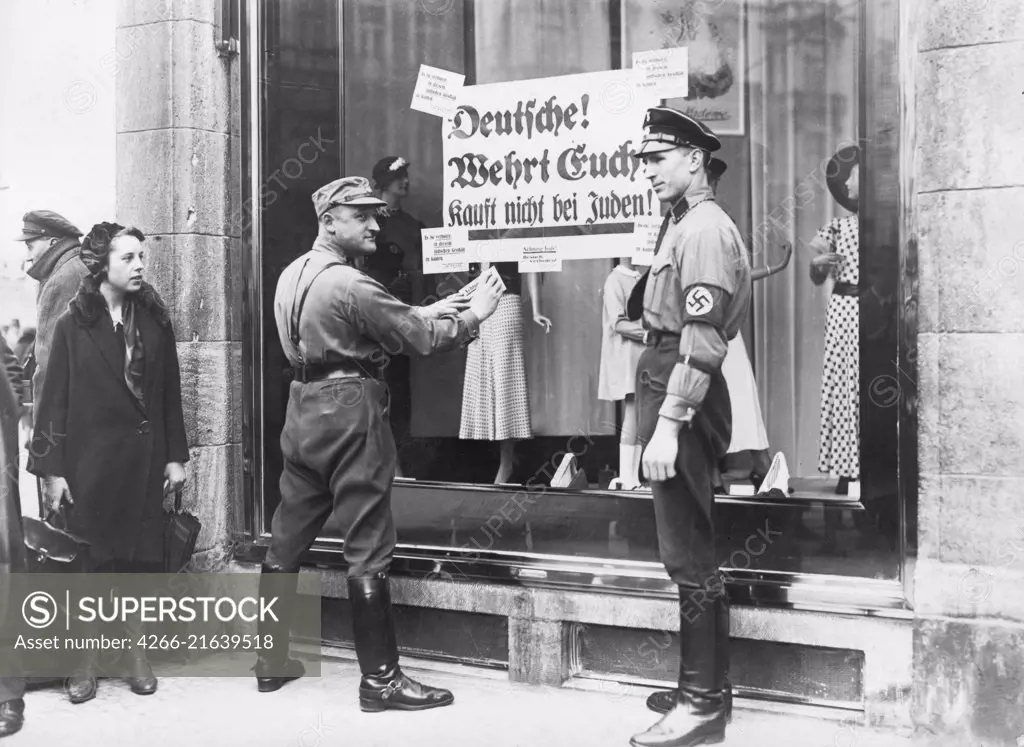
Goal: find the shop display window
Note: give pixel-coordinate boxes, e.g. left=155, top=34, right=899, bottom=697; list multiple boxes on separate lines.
left=247, top=0, right=911, bottom=586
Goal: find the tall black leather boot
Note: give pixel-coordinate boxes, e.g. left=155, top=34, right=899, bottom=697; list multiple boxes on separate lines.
left=252, top=562, right=306, bottom=692
left=630, top=592, right=727, bottom=747
left=646, top=593, right=732, bottom=723
left=350, top=572, right=454, bottom=713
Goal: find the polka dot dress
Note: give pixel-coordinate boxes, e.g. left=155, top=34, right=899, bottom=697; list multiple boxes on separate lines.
left=817, top=216, right=860, bottom=480
left=460, top=293, right=533, bottom=441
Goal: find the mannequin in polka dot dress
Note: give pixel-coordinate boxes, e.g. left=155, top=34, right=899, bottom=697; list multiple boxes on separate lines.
left=810, top=146, right=860, bottom=491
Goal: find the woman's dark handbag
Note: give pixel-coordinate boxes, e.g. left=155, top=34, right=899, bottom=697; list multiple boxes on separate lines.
left=164, top=486, right=201, bottom=573
left=22, top=507, right=91, bottom=573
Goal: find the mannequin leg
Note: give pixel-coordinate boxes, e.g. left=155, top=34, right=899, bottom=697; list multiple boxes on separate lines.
left=494, top=439, right=515, bottom=484
left=619, top=397, right=641, bottom=488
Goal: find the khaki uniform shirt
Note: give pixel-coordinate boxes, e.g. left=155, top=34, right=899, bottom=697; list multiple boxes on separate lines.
left=273, top=239, right=480, bottom=372
left=642, top=187, right=752, bottom=421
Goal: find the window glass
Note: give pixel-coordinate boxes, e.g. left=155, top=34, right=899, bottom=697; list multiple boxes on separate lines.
left=257, top=0, right=901, bottom=581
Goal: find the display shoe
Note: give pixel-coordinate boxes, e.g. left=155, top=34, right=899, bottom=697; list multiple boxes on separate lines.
left=253, top=562, right=306, bottom=693
left=350, top=573, right=454, bottom=713
left=65, top=673, right=98, bottom=704
left=630, top=588, right=727, bottom=747
left=756, top=452, right=790, bottom=495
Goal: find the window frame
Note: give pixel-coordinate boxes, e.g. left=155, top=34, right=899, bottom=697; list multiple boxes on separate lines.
left=238, top=0, right=917, bottom=614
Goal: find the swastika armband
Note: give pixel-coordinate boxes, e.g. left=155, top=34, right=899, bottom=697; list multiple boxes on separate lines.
left=680, top=284, right=729, bottom=329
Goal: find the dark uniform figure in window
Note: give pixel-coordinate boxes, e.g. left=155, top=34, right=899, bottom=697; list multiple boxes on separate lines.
left=629, top=108, right=751, bottom=747
left=260, top=177, right=503, bottom=711
left=364, top=157, right=424, bottom=476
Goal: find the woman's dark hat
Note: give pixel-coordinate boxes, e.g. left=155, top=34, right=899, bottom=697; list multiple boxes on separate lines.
left=825, top=145, right=860, bottom=213
left=637, top=107, right=722, bottom=156
left=708, top=157, right=727, bottom=180
left=372, top=156, right=410, bottom=188
left=80, top=221, right=126, bottom=276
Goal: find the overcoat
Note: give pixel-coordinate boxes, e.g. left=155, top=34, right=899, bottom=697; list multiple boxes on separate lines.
left=28, top=281, right=189, bottom=566
left=0, top=338, right=25, bottom=579
left=27, top=237, right=89, bottom=403
left=0, top=341, right=26, bottom=702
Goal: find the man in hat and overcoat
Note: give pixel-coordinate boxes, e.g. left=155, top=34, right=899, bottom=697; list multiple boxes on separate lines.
left=15, top=211, right=88, bottom=413
left=629, top=107, right=751, bottom=747
left=258, top=177, right=503, bottom=712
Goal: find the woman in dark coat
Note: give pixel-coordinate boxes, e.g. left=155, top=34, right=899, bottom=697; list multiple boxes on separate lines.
left=28, top=222, right=189, bottom=703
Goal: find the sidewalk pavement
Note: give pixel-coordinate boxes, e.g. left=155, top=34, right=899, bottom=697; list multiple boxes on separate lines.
left=7, top=649, right=919, bottom=747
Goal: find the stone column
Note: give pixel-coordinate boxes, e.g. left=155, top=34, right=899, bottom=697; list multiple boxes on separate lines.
left=115, top=1, right=242, bottom=568
left=913, top=0, right=1024, bottom=743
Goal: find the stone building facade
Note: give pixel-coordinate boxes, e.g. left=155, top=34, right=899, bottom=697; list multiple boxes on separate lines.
left=115, top=0, right=244, bottom=570
left=112, top=1, right=1024, bottom=744
left=910, top=1, right=1024, bottom=744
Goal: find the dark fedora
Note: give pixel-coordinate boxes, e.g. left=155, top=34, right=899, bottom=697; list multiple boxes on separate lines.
left=825, top=145, right=860, bottom=214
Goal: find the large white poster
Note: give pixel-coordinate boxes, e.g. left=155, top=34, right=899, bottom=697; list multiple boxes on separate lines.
left=439, top=70, right=660, bottom=265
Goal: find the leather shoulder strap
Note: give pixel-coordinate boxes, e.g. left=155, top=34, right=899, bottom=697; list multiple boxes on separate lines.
left=289, top=261, right=346, bottom=353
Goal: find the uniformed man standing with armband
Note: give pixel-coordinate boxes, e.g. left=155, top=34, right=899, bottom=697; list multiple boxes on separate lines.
left=256, top=176, right=503, bottom=712
left=629, top=108, right=751, bottom=747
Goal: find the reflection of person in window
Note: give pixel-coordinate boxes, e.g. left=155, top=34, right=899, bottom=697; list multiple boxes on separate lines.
left=366, top=157, right=424, bottom=478
left=809, top=145, right=860, bottom=494
left=460, top=244, right=552, bottom=485
left=598, top=258, right=645, bottom=489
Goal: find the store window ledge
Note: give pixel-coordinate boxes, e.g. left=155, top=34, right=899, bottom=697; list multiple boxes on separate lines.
left=234, top=538, right=911, bottom=619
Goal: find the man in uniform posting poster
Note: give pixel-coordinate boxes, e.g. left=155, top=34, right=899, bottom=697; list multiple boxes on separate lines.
left=630, top=108, right=752, bottom=747
left=259, top=177, right=503, bottom=712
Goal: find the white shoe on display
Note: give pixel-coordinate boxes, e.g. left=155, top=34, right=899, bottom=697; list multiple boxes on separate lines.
left=550, top=453, right=588, bottom=489
left=609, top=476, right=642, bottom=491
left=551, top=453, right=575, bottom=488
left=758, top=452, right=790, bottom=495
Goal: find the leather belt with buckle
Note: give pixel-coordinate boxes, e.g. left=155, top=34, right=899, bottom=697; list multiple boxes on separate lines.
left=291, top=362, right=372, bottom=383
left=645, top=329, right=680, bottom=346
